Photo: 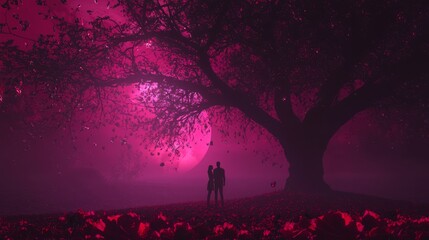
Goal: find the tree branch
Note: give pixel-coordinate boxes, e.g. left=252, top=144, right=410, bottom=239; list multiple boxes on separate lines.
left=305, top=3, right=399, bottom=123
left=325, top=48, right=429, bottom=137
left=98, top=73, right=224, bottom=107
left=198, top=53, right=284, bottom=140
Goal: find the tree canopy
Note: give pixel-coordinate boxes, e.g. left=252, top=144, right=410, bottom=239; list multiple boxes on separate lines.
left=1, top=0, right=429, bottom=191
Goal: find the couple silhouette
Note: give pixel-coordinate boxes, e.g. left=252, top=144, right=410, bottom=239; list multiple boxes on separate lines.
left=207, top=161, right=225, bottom=208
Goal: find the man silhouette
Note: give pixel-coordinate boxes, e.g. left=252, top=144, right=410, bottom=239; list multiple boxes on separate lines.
left=213, top=161, right=225, bottom=207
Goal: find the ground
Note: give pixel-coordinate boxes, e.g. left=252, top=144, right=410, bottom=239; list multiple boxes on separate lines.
left=1, top=191, right=429, bottom=239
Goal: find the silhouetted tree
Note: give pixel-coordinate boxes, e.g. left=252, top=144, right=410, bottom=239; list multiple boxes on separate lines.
left=1, top=0, right=429, bottom=192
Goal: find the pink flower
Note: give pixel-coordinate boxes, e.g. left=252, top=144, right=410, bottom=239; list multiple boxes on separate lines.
left=107, top=214, right=121, bottom=223
left=77, top=209, right=95, bottom=218
left=137, top=222, right=150, bottom=237
left=283, top=221, right=295, bottom=232
left=238, top=229, right=250, bottom=236
left=128, top=212, right=139, bottom=218
left=158, top=212, right=168, bottom=222
left=263, top=229, right=270, bottom=236
left=86, top=218, right=106, bottom=232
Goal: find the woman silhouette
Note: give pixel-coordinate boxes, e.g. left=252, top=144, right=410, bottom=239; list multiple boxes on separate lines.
left=207, top=165, right=214, bottom=207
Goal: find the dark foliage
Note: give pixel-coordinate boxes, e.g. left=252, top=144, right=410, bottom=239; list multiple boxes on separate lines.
left=1, top=192, right=429, bottom=239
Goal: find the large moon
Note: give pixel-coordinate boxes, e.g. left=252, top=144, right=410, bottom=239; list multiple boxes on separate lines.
left=175, top=112, right=211, bottom=172
left=132, top=84, right=212, bottom=173
left=25, top=0, right=212, bottom=174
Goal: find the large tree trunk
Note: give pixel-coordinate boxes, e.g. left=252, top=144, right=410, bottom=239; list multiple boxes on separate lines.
left=281, top=130, right=332, bottom=193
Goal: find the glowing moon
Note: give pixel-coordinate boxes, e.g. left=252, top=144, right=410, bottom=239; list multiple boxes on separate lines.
left=132, top=84, right=211, bottom=173
left=175, top=112, right=211, bottom=172
left=153, top=111, right=212, bottom=173
left=66, top=0, right=211, bottom=173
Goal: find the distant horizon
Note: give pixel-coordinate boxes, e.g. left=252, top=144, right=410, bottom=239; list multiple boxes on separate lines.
left=2, top=172, right=428, bottom=217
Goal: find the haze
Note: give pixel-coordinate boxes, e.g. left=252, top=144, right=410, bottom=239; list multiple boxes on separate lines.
left=1, top=0, right=429, bottom=216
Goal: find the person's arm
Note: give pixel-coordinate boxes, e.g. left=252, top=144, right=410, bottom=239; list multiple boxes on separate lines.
left=223, top=170, right=226, bottom=186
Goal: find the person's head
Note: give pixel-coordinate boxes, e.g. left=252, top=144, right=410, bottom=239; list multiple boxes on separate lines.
left=216, top=161, right=221, bottom=168
left=208, top=165, right=213, bottom=171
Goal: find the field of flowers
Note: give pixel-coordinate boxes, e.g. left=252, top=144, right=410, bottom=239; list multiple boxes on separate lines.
left=1, top=191, right=428, bottom=239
